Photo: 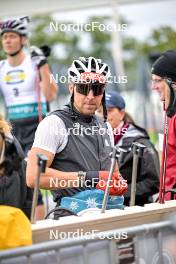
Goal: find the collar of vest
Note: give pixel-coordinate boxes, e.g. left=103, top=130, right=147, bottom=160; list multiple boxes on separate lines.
left=66, top=103, right=95, bottom=124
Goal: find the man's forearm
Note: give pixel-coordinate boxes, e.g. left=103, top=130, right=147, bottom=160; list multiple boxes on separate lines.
left=39, top=64, right=58, bottom=101
left=30, top=167, right=79, bottom=190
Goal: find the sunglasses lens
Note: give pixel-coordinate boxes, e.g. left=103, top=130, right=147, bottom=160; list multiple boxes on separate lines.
left=92, top=83, right=105, bottom=95
left=76, top=83, right=105, bottom=96
left=76, top=84, right=89, bottom=95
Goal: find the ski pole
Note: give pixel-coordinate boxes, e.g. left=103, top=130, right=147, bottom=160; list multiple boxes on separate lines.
left=116, top=146, right=128, bottom=165
left=26, top=31, right=50, bottom=211
left=130, top=142, right=145, bottom=206
left=26, top=33, right=43, bottom=123
left=159, top=111, right=168, bottom=203
left=31, top=154, right=48, bottom=224
left=101, top=147, right=117, bottom=213
left=101, top=146, right=128, bottom=213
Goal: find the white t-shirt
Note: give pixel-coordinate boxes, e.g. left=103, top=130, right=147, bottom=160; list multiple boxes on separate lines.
left=33, top=115, right=68, bottom=154
left=32, top=115, right=114, bottom=154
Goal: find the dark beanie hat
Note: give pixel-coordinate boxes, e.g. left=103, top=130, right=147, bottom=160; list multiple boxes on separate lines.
left=151, top=50, right=176, bottom=82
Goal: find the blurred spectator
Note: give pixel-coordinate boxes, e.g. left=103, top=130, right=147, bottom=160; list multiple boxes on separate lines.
left=151, top=50, right=176, bottom=200
left=106, top=90, right=160, bottom=206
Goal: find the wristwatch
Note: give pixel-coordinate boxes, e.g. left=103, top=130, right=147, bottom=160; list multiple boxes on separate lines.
left=77, top=171, right=86, bottom=186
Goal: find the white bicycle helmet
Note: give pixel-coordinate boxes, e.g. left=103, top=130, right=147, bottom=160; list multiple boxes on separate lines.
left=68, top=57, right=111, bottom=83
left=69, top=57, right=110, bottom=121
left=0, top=17, right=29, bottom=36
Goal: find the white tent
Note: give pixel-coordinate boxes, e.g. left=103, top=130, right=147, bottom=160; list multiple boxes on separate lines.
left=0, top=0, right=167, bottom=17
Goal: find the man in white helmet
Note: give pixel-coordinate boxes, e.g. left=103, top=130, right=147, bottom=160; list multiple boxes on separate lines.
left=0, top=17, right=58, bottom=219
left=26, top=57, right=127, bottom=218
left=0, top=17, right=58, bottom=155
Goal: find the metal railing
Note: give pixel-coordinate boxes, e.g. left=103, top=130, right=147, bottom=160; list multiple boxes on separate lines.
left=0, top=214, right=175, bottom=264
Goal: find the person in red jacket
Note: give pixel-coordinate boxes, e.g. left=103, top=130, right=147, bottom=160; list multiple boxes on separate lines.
left=151, top=50, right=176, bottom=200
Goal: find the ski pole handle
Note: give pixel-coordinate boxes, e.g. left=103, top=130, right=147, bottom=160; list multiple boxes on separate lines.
left=37, top=153, right=48, bottom=173
left=30, top=154, right=48, bottom=224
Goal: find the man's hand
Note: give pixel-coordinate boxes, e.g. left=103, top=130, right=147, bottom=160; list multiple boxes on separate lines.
left=86, top=170, right=128, bottom=195
left=30, top=46, right=47, bottom=69
left=96, top=171, right=128, bottom=195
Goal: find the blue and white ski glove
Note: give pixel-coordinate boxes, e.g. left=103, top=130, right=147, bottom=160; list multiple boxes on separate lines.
left=30, top=46, right=47, bottom=69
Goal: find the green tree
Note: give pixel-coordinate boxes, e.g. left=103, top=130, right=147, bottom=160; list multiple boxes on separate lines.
left=140, top=26, right=176, bottom=54
left=29, top=14, right=83, bottom=65
left=1, top=15, right=176, bottom=90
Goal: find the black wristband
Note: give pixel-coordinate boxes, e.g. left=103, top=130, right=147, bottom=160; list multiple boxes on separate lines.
left=86, top=171, right=99, bottom=187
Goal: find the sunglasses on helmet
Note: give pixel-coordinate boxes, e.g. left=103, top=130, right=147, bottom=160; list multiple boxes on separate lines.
left=75, top=83, right=105, bottom=96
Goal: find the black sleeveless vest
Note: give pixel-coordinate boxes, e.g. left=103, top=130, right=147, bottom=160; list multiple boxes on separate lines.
left=49, top=105, right=112, bottom=203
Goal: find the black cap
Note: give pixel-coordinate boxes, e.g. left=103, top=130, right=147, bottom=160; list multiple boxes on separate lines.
left=151, top=50, right=176, bottom=82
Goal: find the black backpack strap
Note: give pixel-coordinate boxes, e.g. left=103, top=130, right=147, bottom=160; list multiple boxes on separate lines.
left=45, top=206, right=77, bottom=220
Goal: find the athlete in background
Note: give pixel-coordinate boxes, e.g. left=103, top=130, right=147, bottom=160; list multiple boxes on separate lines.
left=0, top=17, right=58, bottom=219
